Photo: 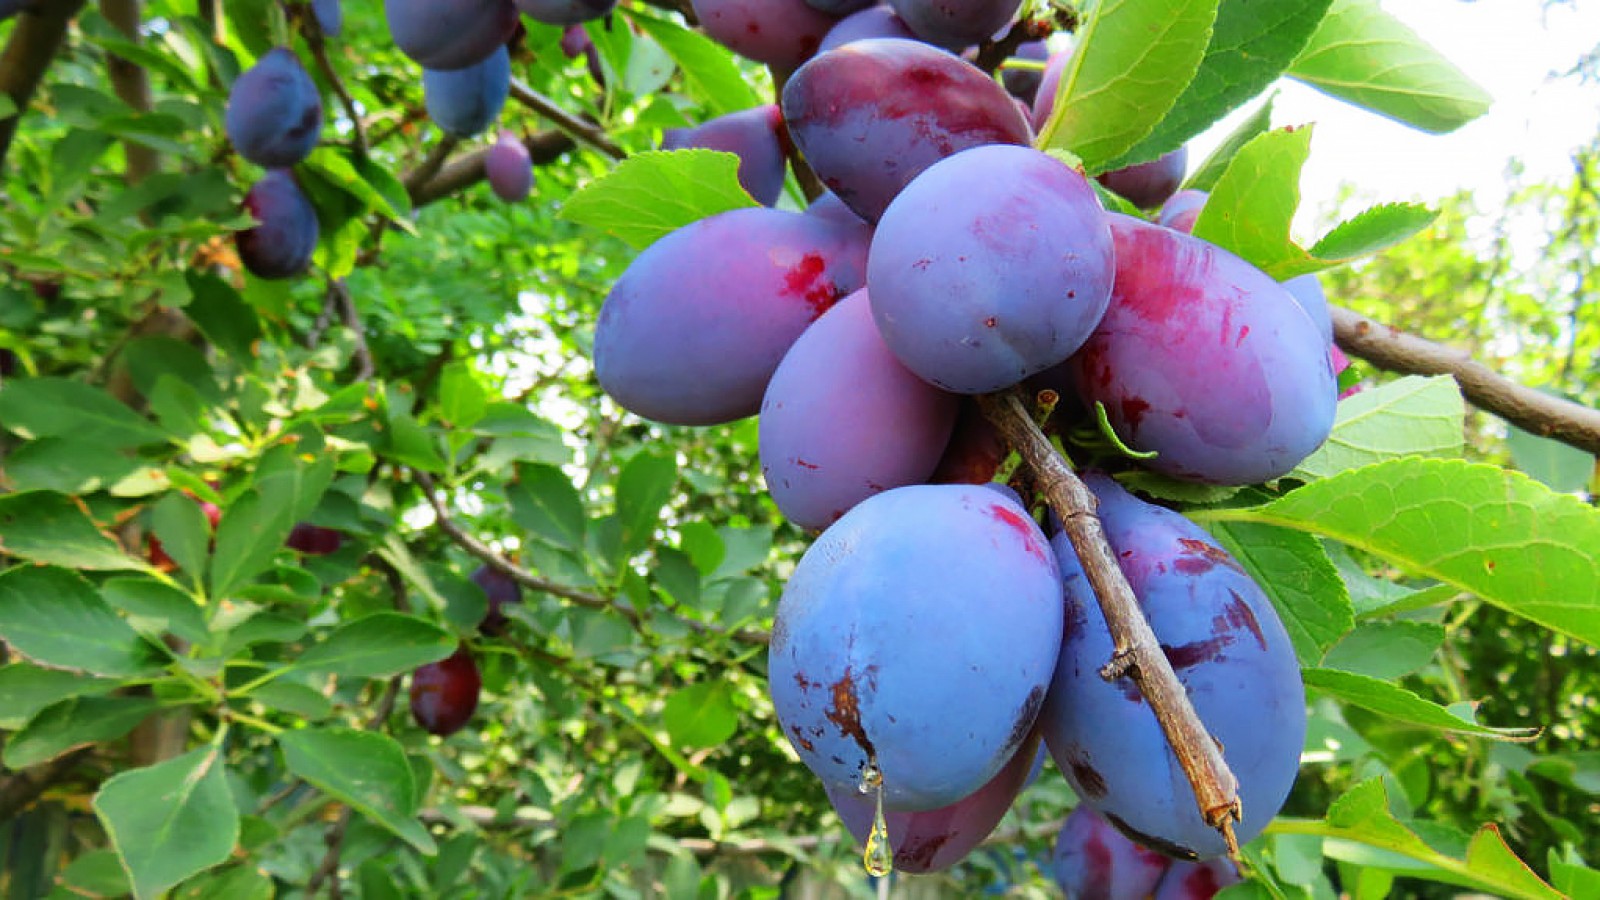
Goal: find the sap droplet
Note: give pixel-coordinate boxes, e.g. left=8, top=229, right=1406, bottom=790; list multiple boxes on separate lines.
left=863, top=770, right=893, bottom=877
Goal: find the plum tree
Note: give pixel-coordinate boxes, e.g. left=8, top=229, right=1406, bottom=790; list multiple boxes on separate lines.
left=593, top=207, right=869, bottom=425
left=1052, top=804, right=1172, bottom=900
left=1069, top=215, right=1336, bottom=484
left=661, top=105, right=787, bottom=206
left=768, top=484, right=1062, bottom=811
left=688, top=0, right=837, bottom=69
left=409, top=645, right=482, bottom=736
left=868, top=144, right=1114, bottom=393
left=385, top=0, right=518, bottom=70
left=1097, top=147, right=1188, bottom=210
left=423, top=45, right=511, bottom=138
left=887, top=0, right=1021, bottom=49
left=236, top=170, right=319, bottom=281
left=485, top=129, right=534, bottom=201
left=1041, top=476, right=1306, bottom=860
left=224, top=48, right=322, bottom=168
left=781, top=38, right=1032, bottom=222
left=759, top=289, right=957, bottom=530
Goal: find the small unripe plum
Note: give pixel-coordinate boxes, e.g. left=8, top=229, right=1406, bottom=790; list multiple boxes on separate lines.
left=236, top=170, right=319, bottom=281
left=423, top=45, right=510, bottom=138
left=661, top=105, right=787, bottom=206
left=285, top=522, right=345, bottom=555
left=471, top=564, right=523, bottom=635
left=225, top=48, right=323, bottom=167
left=485, top=130, right=534, bottom=202
left=1096, top=147, right=1188, bottom=210
left=386, top=0, right=518, bottom=70
left=410, top=645, right=482, bottom=736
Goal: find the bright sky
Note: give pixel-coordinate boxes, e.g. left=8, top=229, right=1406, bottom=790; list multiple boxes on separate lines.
left=1189, top=0, right=1600, bottom=234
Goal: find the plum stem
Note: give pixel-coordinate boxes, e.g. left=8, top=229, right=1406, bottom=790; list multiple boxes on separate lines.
left=509, top=78, right=626, bottom=160
left=976, top=388, right=1243, bottom=858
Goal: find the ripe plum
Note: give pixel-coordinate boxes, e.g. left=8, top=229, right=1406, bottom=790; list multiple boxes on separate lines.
left=1283, top=273, right=1333, bottom=346
left=1052, top=804, right=1172, bottom=900
left=888, top=0, right=1021, bottom=48
left=1158, top=189, right=1207, bottom=234
left=237, top=170, right=319, bottom=280
left=409, top=645, right=482, bottom=736
left=385, top=0, right=518, bottom=70
left=423, top=45, right=510, bottom=137
left=225, top=48, right=322, bottom=167
left=1097, top=147, right=1187, bottom=210
left=818, top=6, right=917, bottom=52
left=1154, top=859, right=1242, bottom=900
left=516, top=0, right=616, bottom=24
left=661, top=105, right=787, bottom=206
left=485, top=130, right=534, bottom=201
left=471, top=564, right=523, bottom=635
left=689, top=0, right=836, bottom=70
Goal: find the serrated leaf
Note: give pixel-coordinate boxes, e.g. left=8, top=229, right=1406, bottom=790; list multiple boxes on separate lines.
left=0, top=566, right=166, bottom=676
left=1183, top=94, right=1274, bottom=193
left=1292, top=375, right=1464, bottom=480
left=294, top=612, right=455, bottom=678
left=616, top=451, right=677, bottom=555
left=1192, top=126, right=1437, bottom=279
left=93, top=745, right=239, bottom=900
left=1320, top=620, right=1443, bottom=680
left=559, top=150, right=757, bottom=249
left=1203, top=521, right=1353, bottom=663
left=508, top=464, right=587, bottom=549
left=0, top=491, right=144, bottom=570
left=662, top=682, right=739, bottom=748
left=277, top=728, right=436, bottom=855
left=1303, top=668, right=1535, bottom=740
left=0, top=377, right=170, bottom=448
left=4, top=695, right=162, bottom=768
left=1111, top=0, right=1331, bottom=169
left=1038, top=0, right=1220, bottom=172
left=0, top=663, right=118, bottom=730
left=626, top=12, right=760, bottom=116
left=1287, top=0, right=1491, bottom=134
left=1201, top=458, right=1600, bottom=647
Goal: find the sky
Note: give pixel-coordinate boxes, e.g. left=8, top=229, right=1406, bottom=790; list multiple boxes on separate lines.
left=1186, top=0, right=1600, bottom=235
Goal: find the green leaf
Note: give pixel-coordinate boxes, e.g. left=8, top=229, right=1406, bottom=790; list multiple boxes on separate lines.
left=1203, top=521, right=1353, bottom=664
left=1110, top=0, right=1331, bottom=169
left=4, top=695, right=162, bottom=768
left=1291, top=375, right=1464, bottom=480
left=1506, top=422, right=1595, bottom=494
left=1037, top=0, right=1220, bottom=172
left=60, top=850, right=132, bottom=898
left=0, top=663, right=118, bottom=730
left=0, top=491, right=143, bottom=570
left=662, top=682, right=739, bottom=748
left=616, top=451, right=678, bottom=554
left=438, top=361, right=488, bottom=429
left=303, top=147, right=418, bottom=235
left=1199, top=458, right=1600, bottom=648
left=183, top=272, right=262, bottom=362
left=294, top=612, right=456, bottom=678
left=0, top=437, right=140, bottom=494
left=1320, top=620, right=1443, bottom=680
left=1183, top=94, right=1275, bottom=193
left=174, top=864, right=276, bottom=900
left=0, top=566, right=165, bottom=676
left=1304, top=668, right=1535, bottom=739
left=509, top=464, right=587, bottom=549
left=103, top=577, right=210, bottom=645
left=1286, top=0, right=1491, bottom=134
left=1191, top=127, right=1438, bottom=279
left=626, top=12, right=760, bottom=116
left=123, top=336, right=221, bottom=405
left=0, top=377, right=170, bottom=448
left=93, top=745, right=239, bottom=900
left=559, top=150, right=758, bottom=249
left=252, top=442, right=337, bottom=523
left=248, top=679, right=334, bottom=720
left=151, top=493, right=212, bottom=585
left=277, top=728, right=437, bottom=854
left=209, top=489, right=298, bottom=599
left=385, top=411, right=448, bottom=473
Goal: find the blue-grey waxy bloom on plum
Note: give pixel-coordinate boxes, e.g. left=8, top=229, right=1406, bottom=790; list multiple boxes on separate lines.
left=236, top=170, right=319, bottom=280
left=385, top=0, right=519, bottom=70
left=888, top=0, right=1021, bottom=49
left=818, top=6, right=918, bottom=52
left=689, top=0, right=837, bottom=70
left=225, top=48, right=323, bottom=167
left=661, top=105, right=788, bottom=206
left=485, top=130, right=534, bottom=202
left=423, top=45, right=510, bottom=138
left=1283, top=273, right=1333, bottom=347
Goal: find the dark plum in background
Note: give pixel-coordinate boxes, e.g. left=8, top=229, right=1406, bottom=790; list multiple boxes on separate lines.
left=1070, top=216, right=1336, bottom=485
left=689, top=0, right=837, bottom=70
left=868, top=145, right=1114, bottom=393
left=827, top=731, right=1044, bottom=873
left=225, top=48, right=322, bottom=167
left=818, top=6, right=917, bottom=52
left=409, top=645, right=482, bottom=736
left=485, top=130, right=534, bottom=202
left=559, top=25, right=605, bottom=84
left=1097, top=147, right=1188, bottom=209
left=1158, top=189, right=1207, bottom=233
left=661, top=105, right=788, bottom=206
left=312, top=0, right=342, bottom=35
left=423, top=45, right=510, bottom=138
left=593, top=207, right=870, bottom=426
left=1030, top=49, right=1070, bottom=129
left=768, top=484, right=1062, bottom=811
left=782, top=39, right=1032, bottom=222
left=1042, top=475, right=1305, bottom=860
left=236, top=170, right=319, bottom=281
left=1002, top=39, right=1050, bottom=104
left=516, top=0, right=616, bottom=25
left=285, top=522, right=344, bottom=555
left=929, top=399, right=1005, bottom=484
left=385, top=0, right=518, bottom=70
left=889, top=0, right=1020, bottom=48
left=1053, top=804, right=1171, bottom=900
left=760, top=289, right=957, bottom=531
left=472, top=564, right=523, bottom=635
left=804, top=0, right=872, bottom=16
left=1284, top=272, right=1334, bottom=346
left=1154, top=859, right=1242, bottom=900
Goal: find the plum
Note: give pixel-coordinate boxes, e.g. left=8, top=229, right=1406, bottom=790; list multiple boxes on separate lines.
left=1069, top=215, right=1336, bottom=484
left=594, top=207, right=870, bottom=425
left=1002, top=39, right=1049, bottom=104
left=236, top=170, right=319, bottom=280
left=559, top=24, right=605, bottom=84
left=661, top=105, right=787, bottom=207
left=1097, top=147, right=1188, bottom=210
left=312, top=0, right=343, bottom=36
left=485, top=129, right=534, bottom=202
left=472, top=563, right=523, bottom=635
left=689, top=0, right=837, bottom=70
left=888, top=0, right=1021, bottom=49
left=1030, top=48, right=1070, bottom=129
left=1041, top=475, right=1306, bottom=859
left=929, top=399, right=1005, bottom=485
left=818, top=6, right=918, bottom=53
left=1154, top=859, right=1242, bottom=900
left=385, top=0, right=518, bottom=70
left=782, top=38, right=1031, bottom=222
left=804, top=190, right=867, bottom=226
left=868, top=144, right=1114, bottom=393
left=225, top=47, right=322, bottom=167
left=769, top=483, right=1062, bottom=811
left=410, top=644, right=482, bottom=736
left=516, top=0, right=616, bottom=24
left=423, top=45, right=510, bottom=138
left=1283, top=273, right=1333, bottom=347
left=1158, top=189, right=1207, bottom=234
left=1053, top=805, right=1172, bottom=900
left=759, top=289, right=958, bottom=530
left=285, top=522, right=344, bottom=555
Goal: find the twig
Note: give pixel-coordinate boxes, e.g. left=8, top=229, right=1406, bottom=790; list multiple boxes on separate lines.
left=976, top=389, right=1242, bottom=856
left=100, top=0, right=158, bottom=183
left=508, top=79, right=625, bottom=160
left=0, top=0, right=91, bottom=170
left=401, top=135, right=460, bottom=196
left=304, top=807, right=353, bottom=897
left=0, top=748, right=91, bottom=821
left=1332, top=305, right=1600, bottom=456
left=406, top=130, right=573, bottom=207
left=299, top=0, right=368, bottom=157
left=332, top=278, right=374, bottom=380
left=974, top=16, right=1052, bottom=75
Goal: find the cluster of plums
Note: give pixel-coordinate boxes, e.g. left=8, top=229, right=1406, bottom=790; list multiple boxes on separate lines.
left=409, top=565, right=524, bottom=736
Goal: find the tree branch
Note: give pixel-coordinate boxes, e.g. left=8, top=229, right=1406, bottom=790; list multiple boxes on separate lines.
left=99, top=0, right=157, bottom=183
left=298, top=0, right=367, bottom=157
left=406, top=130, right=573, bottom=207
left=0, top=0, right=90, bottom=171
left=1332, top=305, right=1600, bottom=456
left=508, top=79, right=625, bottom=160
left=976, top=389, right=1242, bottom=856
left=0, top=748, right=91, bottom=821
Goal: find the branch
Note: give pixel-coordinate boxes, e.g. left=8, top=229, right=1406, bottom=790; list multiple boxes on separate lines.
left=508, top=79, right=625, bottom=160
left=298, top=0, right=367, bottom=157
left=331, top=278, right=374, bottom=380
left=406, top=130, right=573, bottom=207
left=0, top=748, right=91, bottom=821
left=0, top=0, right=90, bottom=171
left=976, top=389, right=1242, bottom=856
left=973, top=15, right=1052, bottom=75
left=100, top=0, right=157, bottom=183
left=1332, top=305, right=1600, bottom=456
